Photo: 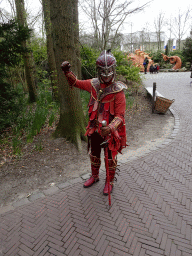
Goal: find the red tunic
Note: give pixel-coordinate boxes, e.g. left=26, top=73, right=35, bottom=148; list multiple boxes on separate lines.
left=69, top=76, right=127, bottom=159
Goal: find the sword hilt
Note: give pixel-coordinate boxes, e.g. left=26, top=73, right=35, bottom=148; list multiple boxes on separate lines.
left=100, top=120, right=108, bottom=148
left=102, top=120, right=107, bottom=127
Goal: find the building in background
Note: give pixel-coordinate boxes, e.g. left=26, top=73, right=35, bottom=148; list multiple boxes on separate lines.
left=79, top=30, right=186, bottom=53
left=121, top=31, right=185, bottom=52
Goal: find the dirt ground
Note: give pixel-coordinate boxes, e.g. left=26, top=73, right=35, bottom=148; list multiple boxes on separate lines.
left=0, top=86, right=174, bottom=207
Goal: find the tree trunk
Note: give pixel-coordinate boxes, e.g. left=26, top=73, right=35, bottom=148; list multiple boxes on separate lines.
left=42, top=0, right=59, bottom=101
left=50, top=0, right=86, bottom=150
left=15, top=0, right=37, bottom=103
left=72, top=0, right=81, bottom=79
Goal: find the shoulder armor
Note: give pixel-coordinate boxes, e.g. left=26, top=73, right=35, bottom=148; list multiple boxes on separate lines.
left=114, top=81, right=127, bottom=91
left=90, top=78, right=127, bottom=102
left=91, top=78, right=100, bottom=90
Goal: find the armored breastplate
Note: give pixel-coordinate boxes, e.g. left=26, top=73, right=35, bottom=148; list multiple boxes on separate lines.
left=90, top=78, right=127, bottom=102
left=86, top=78, right=127, bottom=130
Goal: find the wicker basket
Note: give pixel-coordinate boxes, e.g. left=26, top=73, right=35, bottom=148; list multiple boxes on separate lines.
left=155, top=96, right=175, bottom=114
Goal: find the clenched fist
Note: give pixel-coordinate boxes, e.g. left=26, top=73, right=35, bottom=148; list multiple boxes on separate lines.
left=101, top=126, right=111, bottom=137
left=61, top=61, right=71, bottom=72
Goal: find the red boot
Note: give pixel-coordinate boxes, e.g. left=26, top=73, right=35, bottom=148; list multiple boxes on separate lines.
left=103, top=158, right=117, bottom=195
left=83, top=154, right=101, bottom=188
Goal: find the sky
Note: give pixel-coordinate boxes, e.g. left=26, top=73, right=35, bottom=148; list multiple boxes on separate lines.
left=1, top=0, right=192, bottom=39
left=126, top=0, right=192, bottom=37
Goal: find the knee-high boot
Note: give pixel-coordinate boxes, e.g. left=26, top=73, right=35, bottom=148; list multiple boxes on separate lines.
left=103, top=158, right=117, bottom=195
left=83, top=154, right=101, bottom=188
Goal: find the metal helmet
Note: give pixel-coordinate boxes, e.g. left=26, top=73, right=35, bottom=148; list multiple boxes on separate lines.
left=96, top=49, right=116, bottom=84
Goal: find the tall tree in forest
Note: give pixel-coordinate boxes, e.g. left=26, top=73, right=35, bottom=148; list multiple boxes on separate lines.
left=50, top=0, right=86, bottom=150
left=72, top=0, right=81, bottom=79
left=42, top=0, right=58, bottom=100
left=15, top=0, right=37, bottom=102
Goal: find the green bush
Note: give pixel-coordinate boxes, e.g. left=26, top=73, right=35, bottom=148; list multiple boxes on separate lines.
left=0, top=20, right=30, bottom=133
left=30, top=36, right=49, bottom=82
left=9, top=82, right=59, bottom=154
left=23, top=83, right=59, bottom=142
left=0, top=20, right=31, bottom=66
left=182, top=37, right=192, bottom=66
left=30, top=37, right=47, bottom=66
left=150, top=50, right=185, bottom=68
left=0, top=81, right=25, bottom=133
left=80, top=45, right=99, bottom=79
left=150, top=50, right=164, bottom=67
left=113, top=50, right=141, bottom=83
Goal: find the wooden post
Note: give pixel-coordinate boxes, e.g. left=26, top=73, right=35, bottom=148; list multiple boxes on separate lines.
left=152, top=82, right=156, bottom=113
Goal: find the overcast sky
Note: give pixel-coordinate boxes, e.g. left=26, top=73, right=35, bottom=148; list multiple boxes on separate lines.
left=1, top=0, right=192, bottom=39
left=127, top=0, right=192, bottom=36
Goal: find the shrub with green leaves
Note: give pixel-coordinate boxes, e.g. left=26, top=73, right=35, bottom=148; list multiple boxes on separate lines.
left=0, top=20, right=31, bottom=133
left=182, top=37, right=192, bottom=66
left=114, top=50, right=141, bottom=83
left=30, top=36, right=49, bottom=81
left=150, top=50, right=164, bottom=67
left=0, top=81, right=25, bottom=133
left=80, top=45, right=99, bottom=79
left=23, top=83, right=59, bottom=142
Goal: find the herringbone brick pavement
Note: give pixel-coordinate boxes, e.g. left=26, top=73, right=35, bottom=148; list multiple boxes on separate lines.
left=0, top=72, right=192, bottom=256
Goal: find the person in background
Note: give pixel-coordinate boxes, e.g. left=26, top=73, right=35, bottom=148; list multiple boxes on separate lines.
left=143, top=57, right=149, bottom=74
left=149, top=64, right=154, bottom=74
left=156, top=63, right=160, bottom=73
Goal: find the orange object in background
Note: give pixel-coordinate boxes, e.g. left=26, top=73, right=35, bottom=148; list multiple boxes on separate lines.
left=127, top=49, right=154, bottom=72
left=161, top=53, right=182, bottom=70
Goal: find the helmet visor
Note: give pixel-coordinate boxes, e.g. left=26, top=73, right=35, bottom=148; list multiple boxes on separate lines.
left=98, top=67, right=114, bottom=83
left=99, top=67, right=114, bottom=77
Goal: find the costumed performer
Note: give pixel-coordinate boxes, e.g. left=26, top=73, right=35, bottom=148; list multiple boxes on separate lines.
left=61, top=50, right=127, bottom=195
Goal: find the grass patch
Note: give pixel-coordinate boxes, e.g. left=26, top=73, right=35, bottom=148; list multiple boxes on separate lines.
left=0, top=82, right=59, bottom=157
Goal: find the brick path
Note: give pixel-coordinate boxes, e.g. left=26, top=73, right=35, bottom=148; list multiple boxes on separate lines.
left=1, top=72, right=192, bottom=256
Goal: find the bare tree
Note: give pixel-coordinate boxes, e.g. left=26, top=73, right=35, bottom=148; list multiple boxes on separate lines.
left=72, top=0, right=82, bottom=79
left=154, top=12, right=165, bottom=51
left=143, top=22, right=153, bottom=51
left=0, top=0, right=16, bottom=22
left=80, top=0, right=151, bottom=50
left=165, top=16, right=174, bottom=53
left=172, top=8, right=191, bottom=50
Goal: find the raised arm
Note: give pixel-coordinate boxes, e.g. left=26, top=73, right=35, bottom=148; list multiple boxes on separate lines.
left=61, top=61, right=92, bottom=93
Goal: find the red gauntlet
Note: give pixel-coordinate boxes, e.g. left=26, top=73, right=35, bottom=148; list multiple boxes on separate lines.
left=61, top=61, right=77, bottom=88
left=108, top=117, right=123, bottom=133
left=108, top=117, right=123, bottom=154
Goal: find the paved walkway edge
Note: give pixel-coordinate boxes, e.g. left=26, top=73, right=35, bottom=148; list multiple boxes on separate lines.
left=118, top=107, right=180, bottom=165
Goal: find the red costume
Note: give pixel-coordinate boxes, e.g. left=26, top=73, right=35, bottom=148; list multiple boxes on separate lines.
left=61, top=50, right=127, bottom=195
